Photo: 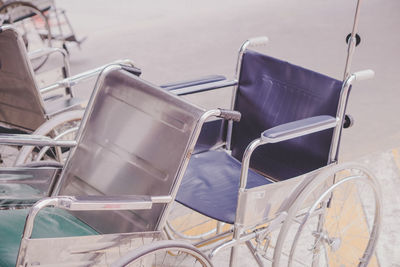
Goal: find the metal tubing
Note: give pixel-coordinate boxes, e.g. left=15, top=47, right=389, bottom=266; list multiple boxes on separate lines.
left=343, top=0, right=363, bottom=80
left=171, top=79, right=237, bottom=96
left=151, top=195, right=173, bottom=203
left=328, top=75, right=355, bottom=162
left=226, top=37, right=269, bottom=151
left=0, top=133, right=77, bottom=147
left=155, top=108, right=223, bottom=231
left=239, top=139, right=263, bottom=189
left=29, top=46, right=72, bottom=95
left=39, top=59, right=135, bottom=94
left=261, top=116, right=338, bottom=144
left=16, top=197, right=60, bottom=267
left=51, top=64, right=125, bottom=195
left=229, top=224, right=243, bottom=267
left=209, top=227, right=265, bottom=259
left=15, top=193, right=172, bottom=265
left=58, top=196, right=154, bottom=211
left=225, top=40, right=252, bottom=150
left=245, top=241, right=265, bottom=266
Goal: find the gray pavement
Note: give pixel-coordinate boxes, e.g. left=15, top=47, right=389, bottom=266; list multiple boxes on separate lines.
left=59, top=0, right=400, bottom=161
left=55, top=0, right=400, bottom=265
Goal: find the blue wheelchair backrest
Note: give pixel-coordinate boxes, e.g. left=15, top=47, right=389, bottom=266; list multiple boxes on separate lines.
left=231, top=50, right=344, bottom=181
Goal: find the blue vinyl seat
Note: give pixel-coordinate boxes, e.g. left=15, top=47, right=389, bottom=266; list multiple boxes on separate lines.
left=177, top=150, right=272, bottom=224
left=176, top=49, right=344, bottom=224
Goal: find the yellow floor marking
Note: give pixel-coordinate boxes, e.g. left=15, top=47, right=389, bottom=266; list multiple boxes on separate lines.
left=171, top=169, right=379, bottom=265
left=170, top=212, right=231, bottom=239
left=392, top=148, right=400, bottom=172
left=325, top=182, right=378, bottom=266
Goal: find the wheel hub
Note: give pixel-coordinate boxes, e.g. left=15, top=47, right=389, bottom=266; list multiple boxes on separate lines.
left=329, top=237, right=341, bottom=252
left=313, top=231, right=342, bottom=252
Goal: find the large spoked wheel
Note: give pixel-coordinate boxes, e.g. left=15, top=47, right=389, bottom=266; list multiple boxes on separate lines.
left=0, top=1, right=52, bottom=71
left=111, top=240, right=213, bottom=267
left=273, top=163, right=381, bottom=267
left=14, top=110, right=83, bottom=166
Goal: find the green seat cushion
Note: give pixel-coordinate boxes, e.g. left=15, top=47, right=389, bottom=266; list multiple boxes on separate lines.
left=0, top=208, right=98, bottom=267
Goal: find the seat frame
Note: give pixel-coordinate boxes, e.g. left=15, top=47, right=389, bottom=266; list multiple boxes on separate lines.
left=0, top=25, right=138, bottom=166
left=163, top=2, right=379, bottom=264
left=0, top=65, right=237, bottom=266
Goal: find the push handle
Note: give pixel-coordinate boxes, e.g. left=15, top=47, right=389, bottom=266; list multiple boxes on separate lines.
left=247, top=36, right=269, bottom=48
left=218, top=109, right=241, bottom=122
left=353, top=69, right=375, bottom=81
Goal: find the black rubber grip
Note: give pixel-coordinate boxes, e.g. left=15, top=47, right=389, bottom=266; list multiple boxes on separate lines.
left=122, top=65, right=142, bottom=76
left=346, top=33, right=361, bottom=47
left=343, top=114, right=354, bottom=129
left=218, top=109, right=241, bottom=122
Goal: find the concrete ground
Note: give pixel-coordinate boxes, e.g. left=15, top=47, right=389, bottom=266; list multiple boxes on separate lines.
left=51, top=0, right=400, bottom=265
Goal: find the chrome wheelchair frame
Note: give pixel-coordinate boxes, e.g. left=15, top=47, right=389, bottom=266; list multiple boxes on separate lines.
left=0, top=63, right=242, bottom=266
left=161, top=0, right=381, bottom=266
left=0, top=25, right=138, bottom=166
left=0, top=0, right=382, bottom=266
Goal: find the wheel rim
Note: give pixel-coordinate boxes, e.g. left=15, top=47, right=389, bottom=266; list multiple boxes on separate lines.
left=14, top=110, right=83, bottom=166
left=273, top=164, right=381, bottom=267
left=112, top=241, right=212, bottom=267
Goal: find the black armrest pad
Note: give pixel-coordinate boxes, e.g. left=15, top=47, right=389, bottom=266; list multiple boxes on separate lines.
left=161, top=75, right=226, bottom=91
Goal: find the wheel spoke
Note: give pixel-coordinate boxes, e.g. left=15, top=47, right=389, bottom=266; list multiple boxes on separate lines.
left=274, top=166, right=380, bottom=267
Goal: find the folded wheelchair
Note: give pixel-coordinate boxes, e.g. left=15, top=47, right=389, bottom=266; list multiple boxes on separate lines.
left=0, top=25, right=138, bottom=166
left=0, top=0, right=84, bottom=70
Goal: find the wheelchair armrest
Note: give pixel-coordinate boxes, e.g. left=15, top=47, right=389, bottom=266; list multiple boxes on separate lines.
left=22, top=195, right=171, bottom=239
left=239, top=115, right=338, bottom=189
left=58, top=195, right=154, bottom=211
left=39, top=59, right=140, bottom=94
left=51, top=195, right=171, bottom=211
left=0, top=134, right=77, bottom=147
left=261, top=115, right=338, bottom=144
left=165, top=76, right=237, bottom=96
left=28, top=47, right=68, bottom=61
left=161, top=75, right=227, bottom=91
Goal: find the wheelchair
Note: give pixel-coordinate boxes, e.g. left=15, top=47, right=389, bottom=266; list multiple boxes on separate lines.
left=160, top=0, right=380, bottom=265
left=0, top=64, right=234, bottom=267
left=164, top=37, right=380, bottom=266
left=0, top=59, right=380, bottom=266
left=0, top=0, right=381, bottom=265
left=0, top=25, right=138, bottom=166
left=0, top=0, right=84, bottom=71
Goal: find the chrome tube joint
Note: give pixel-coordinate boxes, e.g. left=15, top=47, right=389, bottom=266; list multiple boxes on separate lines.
left=40, top=59, right=136, bottom=94
left=0, top=134, right=77, bottom=147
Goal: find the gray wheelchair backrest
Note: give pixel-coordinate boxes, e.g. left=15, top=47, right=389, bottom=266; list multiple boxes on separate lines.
left=231, top=50, right=344, bottom=181
left=0, top=26, right=46, bottom=131
left=56, top=68, right=205, bottom=234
